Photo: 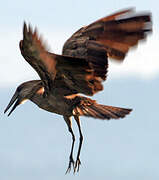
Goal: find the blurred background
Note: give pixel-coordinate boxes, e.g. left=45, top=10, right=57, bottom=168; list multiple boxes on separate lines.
left=1, top=0, right=159, bottom=179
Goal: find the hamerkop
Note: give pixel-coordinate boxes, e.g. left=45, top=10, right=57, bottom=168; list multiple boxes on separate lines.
left=4, top=8, right=152, bottom=173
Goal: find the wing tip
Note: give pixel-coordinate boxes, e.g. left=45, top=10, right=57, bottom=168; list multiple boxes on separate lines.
left=23, top=21, right=27, bottom=36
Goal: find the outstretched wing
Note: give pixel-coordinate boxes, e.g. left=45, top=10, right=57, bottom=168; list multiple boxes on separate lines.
left=62, top=8, right=152, bottom=80
left=19, top=23, right=103, bottom=96
left=19, top=23, right=57, bottom=94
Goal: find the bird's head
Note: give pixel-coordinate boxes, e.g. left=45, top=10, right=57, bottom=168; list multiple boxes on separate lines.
left=4, top=80, right=44, bottom=116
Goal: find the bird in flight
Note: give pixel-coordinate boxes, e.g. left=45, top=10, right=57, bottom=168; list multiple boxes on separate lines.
left=4, top=8, right=152, bottom=173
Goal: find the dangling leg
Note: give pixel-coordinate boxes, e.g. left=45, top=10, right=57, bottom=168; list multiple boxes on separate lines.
left=74, top=115, right=83, bottom=173
left=63, top=116, right=75, bottom=174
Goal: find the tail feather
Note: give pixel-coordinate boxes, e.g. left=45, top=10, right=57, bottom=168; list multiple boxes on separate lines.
left=84, top=106, right=106, bottom=119
left=73, top=100, right=132, bottom=120
left=92, top=104, right=120, bottom=119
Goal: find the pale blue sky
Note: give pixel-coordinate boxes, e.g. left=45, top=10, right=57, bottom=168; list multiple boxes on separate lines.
left=1, top=0, right=159, bottom=179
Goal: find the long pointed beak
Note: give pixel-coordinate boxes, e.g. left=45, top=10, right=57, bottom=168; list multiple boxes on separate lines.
left=4, top=91, right=20, bottom=116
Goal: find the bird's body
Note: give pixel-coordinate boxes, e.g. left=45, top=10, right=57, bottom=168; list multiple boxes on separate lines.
left=4, top=8, right=152, bottom=173
left=33, top=93, right=74, bottom=116
left=5, top=80, right=131, bottom=118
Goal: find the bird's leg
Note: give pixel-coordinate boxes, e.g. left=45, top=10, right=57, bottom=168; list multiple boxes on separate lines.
left=66, top=127, right=75, bottom=174
left=74, top=116, right=83, bottom=173
left=64, top=116, right=75, bottom=174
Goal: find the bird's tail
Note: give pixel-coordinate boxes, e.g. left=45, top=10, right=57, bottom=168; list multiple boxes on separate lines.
left=73, top=98, right=132, bottom=120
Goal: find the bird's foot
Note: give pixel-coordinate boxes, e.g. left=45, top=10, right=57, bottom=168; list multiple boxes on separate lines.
left=65, top=156, right=75, bottom=174
left=74, top=158, right=81, bottom=173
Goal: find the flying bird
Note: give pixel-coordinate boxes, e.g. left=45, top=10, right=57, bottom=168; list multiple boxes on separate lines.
left=4, top=8, right=152, bottom=173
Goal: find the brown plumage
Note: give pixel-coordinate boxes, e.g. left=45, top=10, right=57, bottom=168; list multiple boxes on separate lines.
left=5, top=8, right=152, bottom=173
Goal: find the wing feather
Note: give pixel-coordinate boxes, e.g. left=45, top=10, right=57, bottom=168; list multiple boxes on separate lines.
left=19, top=23, right=103, bottom=96
left=62, top=8, right=152, bottom=78
left=20, top=23, right=57, bottom=93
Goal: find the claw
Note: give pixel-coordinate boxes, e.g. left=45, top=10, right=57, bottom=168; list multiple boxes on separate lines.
left=74, top=158, right=81, bottom=173
left=65, top=156, right=75, bottom=174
